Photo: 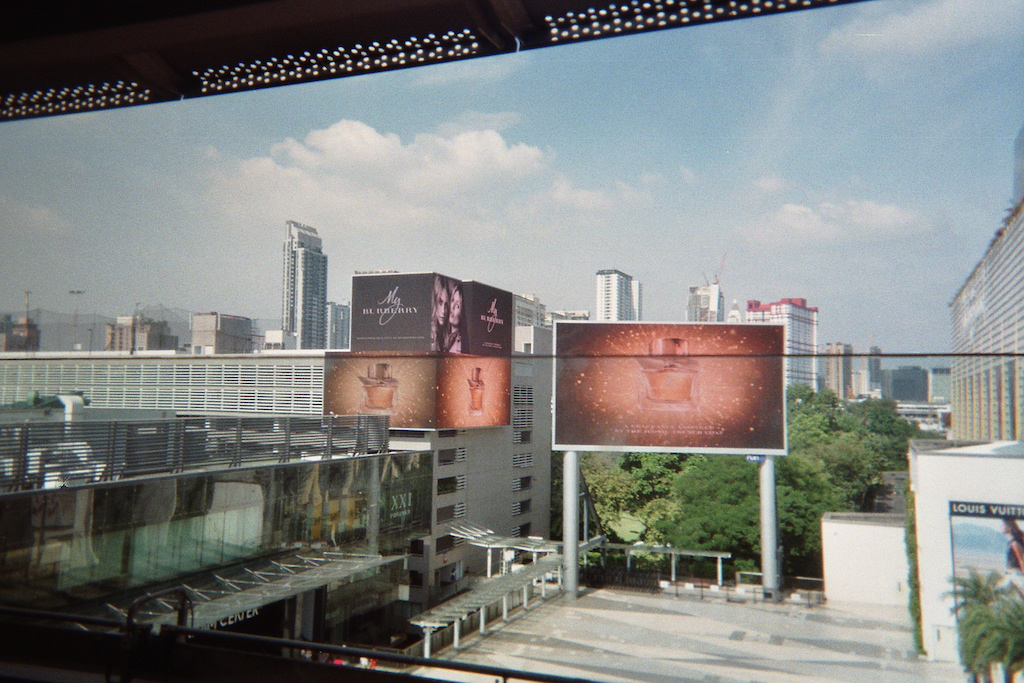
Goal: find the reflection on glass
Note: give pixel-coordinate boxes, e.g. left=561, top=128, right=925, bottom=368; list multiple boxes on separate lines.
left=0, top=452, right=431, bottom=610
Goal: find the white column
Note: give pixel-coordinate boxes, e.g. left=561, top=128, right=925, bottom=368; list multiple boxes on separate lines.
left=453, top=619, right=461, bottom=650
left=422, top=627, right=432, bottom=658
left=563, top=451, right=579, bottom=600
left=759, top=455, right=780, bottom=598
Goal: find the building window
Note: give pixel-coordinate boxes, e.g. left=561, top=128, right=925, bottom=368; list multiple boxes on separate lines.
left=410, top=539, right=425, bottom=556
left=513, top=452, right=534, bottom=468
left=437, top=505, right=455, bottom=523
left=435, top=535, right=455, bottom=553
left=513, top=385, right=534, bottom=405
left=512, top=475, right=532, bottom=492
left=409, top=570, right=424, bottom=587
left=512, top=523, right=531, bottom=538
left=512, top=499, right=531, bottom=516
left=437, top=475, right=466, bottom=495
left=514, top=430, right=531, bottom=444
left=438, top=447, right=466, bottom=465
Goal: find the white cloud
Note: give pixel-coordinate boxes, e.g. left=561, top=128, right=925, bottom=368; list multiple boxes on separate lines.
left=752, top=175, right=794, bottom=197
left=820, top=0, right=1021, bottom=57
left=202, top=119, right=560, bottom=242
left=741, top=199, right=932, bottom=245
left=0, top=195, right=72, bottom=236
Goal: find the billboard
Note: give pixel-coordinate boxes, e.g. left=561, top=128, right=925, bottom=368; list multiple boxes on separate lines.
left=351, top=273, right=513, bottom=356
left=351, top=273, right=438, bottom=352
left=950, top=501, right=1024, bottom=589
left=462, top=281, right=514, bottom=356
left=553, top=322, right=786, bottom=454
left=324, top=352, right=510, bottom=429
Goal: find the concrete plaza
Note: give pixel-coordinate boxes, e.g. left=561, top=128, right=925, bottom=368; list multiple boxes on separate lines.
left=419, top=587, right=967, bottom=683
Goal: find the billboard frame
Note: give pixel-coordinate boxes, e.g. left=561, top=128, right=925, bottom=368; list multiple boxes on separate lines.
left=552, top=320, right=788, bottom=456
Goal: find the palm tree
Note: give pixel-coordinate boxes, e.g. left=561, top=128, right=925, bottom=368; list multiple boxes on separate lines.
left=988, top=586, right=1024, bottom=683
left=950, top=571, right=1024, bottom=683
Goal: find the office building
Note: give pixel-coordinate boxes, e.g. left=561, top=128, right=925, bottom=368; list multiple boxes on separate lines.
left=726, top=299, right=742, bottom=323
left=928, top=367, right=950, bottom=404
left=745, top=298, right=819, bottom=388
left=0, top=315, right=40, bottom=352
left=824, top=342, right=854, bottom=399
left=281, top=220, right=328, bottom=350
left=104, top=316, right=178, bottom=352
left=546, top=310, right=589, bottom=326
left=687, top=284, right=724, bottom=322
left=950, top=200, right=1024, bottom=440
left=325, top=301, right=350, bottom=350
left=513, top=294, right=547, bottom=328
left=595, top=269, right=641, bottom=321
left=1015, top=121, right=1024, bottom=204
left=190, top=312, right=254, bottom=354
left=883, top=366, right=929, bottom=403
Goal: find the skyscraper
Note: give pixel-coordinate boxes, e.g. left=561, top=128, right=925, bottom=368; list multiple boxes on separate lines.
left=281, top=220, right=328, bottom=349
left=825, top=342, right=854, bottom=399
left=687, top=284, right=725, bottom=322
left=325, top=301, right=350, bottom=350
left=595, top=269, right=641, bottom=321
left=745, top=298, right=819, bottom=388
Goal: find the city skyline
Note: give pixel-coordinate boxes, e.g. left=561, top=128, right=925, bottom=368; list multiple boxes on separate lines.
left=0, top=0, right=1021, bottom=354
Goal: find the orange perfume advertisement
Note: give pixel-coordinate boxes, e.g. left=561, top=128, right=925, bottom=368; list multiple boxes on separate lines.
left=324, top=352, right=510, bottom=429
left=554, top=322, right=786, bottom=454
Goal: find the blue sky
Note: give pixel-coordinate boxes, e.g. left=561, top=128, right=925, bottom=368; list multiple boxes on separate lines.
left=0, top=0, right=1021, bottom=355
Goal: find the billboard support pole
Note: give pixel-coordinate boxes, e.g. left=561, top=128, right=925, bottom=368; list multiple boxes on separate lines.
left=563, top=451, right=579, bottom=600
left=759, top=454, right=781, bottom=600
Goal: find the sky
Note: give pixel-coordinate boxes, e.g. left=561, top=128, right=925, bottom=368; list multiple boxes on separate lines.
left=0, top=0, right=1021, bottom=356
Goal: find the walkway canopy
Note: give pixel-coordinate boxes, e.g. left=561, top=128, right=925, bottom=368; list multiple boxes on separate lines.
left=2, top=0, right=869, bottom=120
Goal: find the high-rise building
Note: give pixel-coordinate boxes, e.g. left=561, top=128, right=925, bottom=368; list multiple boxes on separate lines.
left=825, top=342, right=854, bottom=399
left=950, top=199, right=1024, bottom=440
left=325, top=301, right=350, bottom=350
left=745, top=298, right=819, bottom=388
left=190, top=312, right=254, bottom=354
left=884, top=366, right=928, bottom=402
left=1014, top=121, right=1024, bottom=205
left=687, top=284, right=725, bottom=322
left=546, top=310, right=590, bottom=326
left=281, top=220, right=328, bottom=349
left=105, top=316, right=178, bottom=352
left=595, top=269, right=641, bottom=321
left=0, top=315, right=40, bottom=352
left=513, top=294, right=547, bottom=328
left=868, top=345, right=883, bottom=395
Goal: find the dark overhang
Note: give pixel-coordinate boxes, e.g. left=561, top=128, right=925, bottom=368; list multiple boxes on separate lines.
left=1, top=0, right=867, bottom=121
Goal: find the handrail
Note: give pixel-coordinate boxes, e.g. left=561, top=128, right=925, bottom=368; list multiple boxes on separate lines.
left=0, top=414, right=390, bottom=493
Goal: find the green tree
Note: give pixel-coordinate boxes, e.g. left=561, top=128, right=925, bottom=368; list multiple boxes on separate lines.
left=579, top=452, right=636, bottom=532
left=949, top=570, right=1024, bottom=683
left=619, top=451, right=690, bottom=505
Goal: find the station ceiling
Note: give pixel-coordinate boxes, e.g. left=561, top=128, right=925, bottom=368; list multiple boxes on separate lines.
left=1, top=0, right=866, bottom=121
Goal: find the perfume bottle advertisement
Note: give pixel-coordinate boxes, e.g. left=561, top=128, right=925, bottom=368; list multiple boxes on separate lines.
left=324, top=353, right=438, bottom=428
left=554, top=322, right=786, bottom=454
left=436, top=356, right=511, bottom=429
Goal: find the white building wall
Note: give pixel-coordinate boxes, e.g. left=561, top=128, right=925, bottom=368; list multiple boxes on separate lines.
left=821, top=513, right=908, bottom=606
left=908, top=441, right=1024, bottom=662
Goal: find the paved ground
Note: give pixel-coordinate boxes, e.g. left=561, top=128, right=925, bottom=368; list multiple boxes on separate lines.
left=416, top=588, right=967, bottom=683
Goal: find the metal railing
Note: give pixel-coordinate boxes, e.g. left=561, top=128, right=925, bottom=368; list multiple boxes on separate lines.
left=0, top=414, right=389, bottom=492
